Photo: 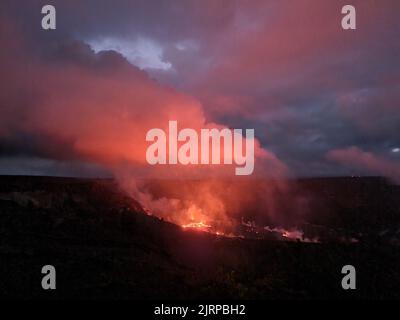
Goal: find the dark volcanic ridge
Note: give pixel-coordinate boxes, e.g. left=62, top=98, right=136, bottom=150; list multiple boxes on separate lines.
left=0, top=175, right=399, bottom=299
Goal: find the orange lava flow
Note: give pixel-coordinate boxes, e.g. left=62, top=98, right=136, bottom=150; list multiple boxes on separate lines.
left=180, top=221, right=232, bottom=237
left=182, top=221, right=212, bottom=231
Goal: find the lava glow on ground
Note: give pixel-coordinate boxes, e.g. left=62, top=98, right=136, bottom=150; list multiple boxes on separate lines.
left=181, top=221, right=228, bottom=236
left=182, top=221, right=212, bottom=231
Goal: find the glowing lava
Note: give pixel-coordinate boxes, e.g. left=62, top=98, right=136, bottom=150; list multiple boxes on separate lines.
left=182, top=221, right=212, bottom=231
left=181, top=221, right=232, bottom=237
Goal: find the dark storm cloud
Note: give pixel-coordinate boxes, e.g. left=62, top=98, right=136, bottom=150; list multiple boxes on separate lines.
left=1, top=0, right=400, bottom=178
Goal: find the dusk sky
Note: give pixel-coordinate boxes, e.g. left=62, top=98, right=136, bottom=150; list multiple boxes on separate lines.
left=1, top=0, right=400, bottom=180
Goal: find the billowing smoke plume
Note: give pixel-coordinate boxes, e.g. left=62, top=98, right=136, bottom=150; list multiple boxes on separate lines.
left=0, top=17, right=297, bottom=232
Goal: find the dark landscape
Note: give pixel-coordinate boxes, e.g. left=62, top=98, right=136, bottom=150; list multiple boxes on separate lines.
left=0, top=175, right=399, bottom=299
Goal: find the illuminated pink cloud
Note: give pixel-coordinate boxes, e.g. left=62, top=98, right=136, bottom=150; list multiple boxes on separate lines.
left=327, top=147, right=400, bottom=183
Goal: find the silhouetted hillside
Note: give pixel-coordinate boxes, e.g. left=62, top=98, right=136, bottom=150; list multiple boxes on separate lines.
left=0, top=175, right=399, bottom=299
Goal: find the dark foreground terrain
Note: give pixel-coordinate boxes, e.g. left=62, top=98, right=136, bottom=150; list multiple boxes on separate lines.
left=0, top=176, right=399, bottom=299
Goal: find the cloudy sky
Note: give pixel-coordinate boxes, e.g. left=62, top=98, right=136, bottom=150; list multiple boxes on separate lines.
left=1, top=0, right=400, bottom=180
